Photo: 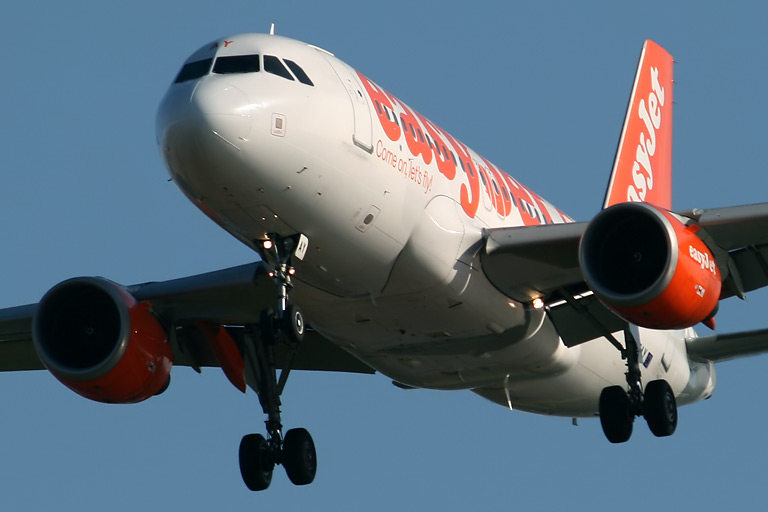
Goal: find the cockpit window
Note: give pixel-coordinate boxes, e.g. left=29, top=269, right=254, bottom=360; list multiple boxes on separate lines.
left=174, top=53, right=314, bottom=87
left=213, top=54, right=260, bottom=74
left=284, top=59, right=314, bottom=86
left=174, top=58, right=214, bottom=84
left=264, top=55, right=295, bottom=81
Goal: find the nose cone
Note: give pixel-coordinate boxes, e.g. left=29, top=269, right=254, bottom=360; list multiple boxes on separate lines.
left=156, top=77, right=255, bottom=200
left=190, top=79, right=252, bottom=143
left=156, top=77, right=252, bottom=152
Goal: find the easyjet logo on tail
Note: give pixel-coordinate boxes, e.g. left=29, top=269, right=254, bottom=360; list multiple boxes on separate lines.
left=604, top=40, right=674, bottom=210
left=628, top=67, right=665, bottom=202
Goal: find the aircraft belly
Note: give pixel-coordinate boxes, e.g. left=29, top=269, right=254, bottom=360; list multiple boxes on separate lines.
left=357, top=318, right=580, bottom=391
left=299, top=268, right=717, bottom=416
left=472, top=328, right=716, bottom=417
left=296, top=270, right=582, bottom=390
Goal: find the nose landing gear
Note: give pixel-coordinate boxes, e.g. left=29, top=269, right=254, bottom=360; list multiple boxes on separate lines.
left=238, top=233, right=317, bottom=491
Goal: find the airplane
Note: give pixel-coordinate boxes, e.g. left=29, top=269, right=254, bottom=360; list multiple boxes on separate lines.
left=2, top=31, right=768, bottom=492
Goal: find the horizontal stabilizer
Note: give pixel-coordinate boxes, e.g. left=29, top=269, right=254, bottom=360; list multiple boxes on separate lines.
left=687, top=328, right=768, bottom=362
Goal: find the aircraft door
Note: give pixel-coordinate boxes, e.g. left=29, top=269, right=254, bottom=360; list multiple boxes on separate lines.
left=322, top=54, right=373, bottom=153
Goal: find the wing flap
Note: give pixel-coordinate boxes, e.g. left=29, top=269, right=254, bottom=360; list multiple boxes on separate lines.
left=546, top=292, right=627, bottom=347
left=727, top=244, right=768, bottom=296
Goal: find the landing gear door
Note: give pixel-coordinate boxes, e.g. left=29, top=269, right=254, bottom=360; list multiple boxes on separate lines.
left=322, top=54, right=373, bottom=153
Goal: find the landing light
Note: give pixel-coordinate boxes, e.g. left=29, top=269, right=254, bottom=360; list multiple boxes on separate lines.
left=263, top=240, right=274, bottom=250
left=532, top=298, right=545, bottom=310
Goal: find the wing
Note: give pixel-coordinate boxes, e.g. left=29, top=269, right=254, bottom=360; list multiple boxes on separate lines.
left=481, top=202, right=768, bottom=350
left=0, top=304, right=40, bottom=371
left=679, top=203, right=768, bottom=298
left=0, top=262, right=374, bottom=375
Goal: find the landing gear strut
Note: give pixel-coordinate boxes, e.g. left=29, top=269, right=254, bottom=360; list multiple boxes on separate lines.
left=598, top=327, right=677, bottom=443
left=238, top=233, right=317, bottom=491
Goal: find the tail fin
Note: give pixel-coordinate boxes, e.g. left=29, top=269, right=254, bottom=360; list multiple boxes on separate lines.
left=603, top=40, right=674, bottom=209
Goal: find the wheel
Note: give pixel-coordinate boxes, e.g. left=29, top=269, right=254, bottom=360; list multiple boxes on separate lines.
left=643, top=379, right=677, bottom=437
left=239, top=434, right=274, bottom=491
left=259, top=308, right=279, bottom=344
left=599, top=386, right=634, bottom=443
left=282, top=428, right=317, bottom=486
left=284, top=303, right=305, bottom=344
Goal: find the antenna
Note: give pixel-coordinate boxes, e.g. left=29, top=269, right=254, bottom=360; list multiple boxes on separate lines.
left=270, top=23, right=275, bottom=35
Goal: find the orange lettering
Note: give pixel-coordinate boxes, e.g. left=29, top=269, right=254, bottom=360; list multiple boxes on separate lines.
left=357, top=72, right=401, bottom=142
left=413, top=112, right=456, bottom=180
left=476, top=162, right=496, bottom=209
left=503, top=175, right=537, bottom=226
left=396, top=102, right=433, bottom=166
left=442, top=132, right=479, bottom=219
left=481, top=157, right=511, bottom=217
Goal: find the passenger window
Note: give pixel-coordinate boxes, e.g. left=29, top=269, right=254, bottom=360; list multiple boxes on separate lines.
left=284, top=59, right=314, bottom=86
left=385, top=106, right=395, bottom=123
left=213, top=55, right=260, bottom=74
left=264, top=55, right=295, bottom=81
left=174, top=58, right=213, bottom=83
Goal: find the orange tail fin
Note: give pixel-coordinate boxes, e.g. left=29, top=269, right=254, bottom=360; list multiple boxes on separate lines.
left=603, top=40, right=674, bottom=209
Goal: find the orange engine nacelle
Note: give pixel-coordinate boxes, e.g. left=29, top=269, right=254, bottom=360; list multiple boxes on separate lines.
left=32, top=277, right=173, bottom=403
left=579, top=202, right=721, bottom=330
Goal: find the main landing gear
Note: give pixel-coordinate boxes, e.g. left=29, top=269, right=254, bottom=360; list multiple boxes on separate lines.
left=238, top=233, right=317, bottom=491
left=598, top=327, right=678, bottom=443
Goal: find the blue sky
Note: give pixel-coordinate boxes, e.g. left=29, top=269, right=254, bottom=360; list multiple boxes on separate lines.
left=1, top=1, right=767, bottom=510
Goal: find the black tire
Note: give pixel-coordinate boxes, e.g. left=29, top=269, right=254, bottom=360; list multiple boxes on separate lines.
left=599, top=386, right=634, bottom=443
left=283, top=428, right=317, bottom=486
left=643, top=379, right=677, bottom=437
left=239, top=434, right=274, bottom=491
left=284, top=303, right=305, bottom=344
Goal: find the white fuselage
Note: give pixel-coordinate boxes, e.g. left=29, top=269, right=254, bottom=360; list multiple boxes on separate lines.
left=156, top=33, right=715, bottom=417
